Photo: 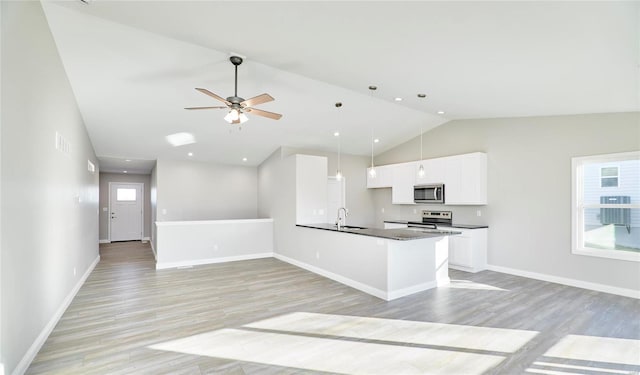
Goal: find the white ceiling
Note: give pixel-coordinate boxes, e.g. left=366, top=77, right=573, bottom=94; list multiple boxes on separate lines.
left=42, top=1, right=639, bottom=173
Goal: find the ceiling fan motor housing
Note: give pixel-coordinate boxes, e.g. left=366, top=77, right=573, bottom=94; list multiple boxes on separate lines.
left=227, top=96, right=245, bottom=105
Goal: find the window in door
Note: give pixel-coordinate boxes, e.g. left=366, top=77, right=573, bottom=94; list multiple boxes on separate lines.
left=572, top=151, right=640, bottom=262
left=116, top=188, right=137, bottom=201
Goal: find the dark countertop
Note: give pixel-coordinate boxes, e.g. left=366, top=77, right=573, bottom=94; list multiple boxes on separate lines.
left=296, top=223, right=461, bottom=241
left=384, top=220, right=489, bottom=229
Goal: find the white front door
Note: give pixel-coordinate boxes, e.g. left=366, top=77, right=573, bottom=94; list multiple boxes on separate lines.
left=110, top=182, right=143, bottom=242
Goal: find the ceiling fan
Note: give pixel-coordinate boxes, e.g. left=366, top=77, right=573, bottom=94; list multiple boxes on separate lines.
left=185, top=56, right=282, bottom=124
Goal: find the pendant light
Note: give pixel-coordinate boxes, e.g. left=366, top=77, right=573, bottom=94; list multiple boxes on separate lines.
left=368, top=85, right=377, bottom=178
left=417, top=126, right=425, bottom=178
left=369, top=128, right=377, bottom=178
left=335, top=102, right=343, bottom=181
left=417, top=93, right=427, bottom=178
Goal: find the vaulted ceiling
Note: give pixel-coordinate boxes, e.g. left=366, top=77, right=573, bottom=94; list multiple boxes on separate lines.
left=42, top=1, right=639, bottom=173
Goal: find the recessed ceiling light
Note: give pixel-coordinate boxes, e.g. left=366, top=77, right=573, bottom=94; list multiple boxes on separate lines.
left=394, top=97, right=403, bottom=102
left=334, top=131, right=340, bottom=137
left=125, top=159, right=131, bottom=162
left=374, top=138, right=380, bottom=143
left=165, top=132, right=196, bottom=147
left=417, top=93, right=427, bottom=98
left=123, top=170, right=128, bottom=173
left=242, top=157, right=248, bottom=162
left=188, top=152, right=193, bottom=157
left=437, top=111, right=445, bottom=115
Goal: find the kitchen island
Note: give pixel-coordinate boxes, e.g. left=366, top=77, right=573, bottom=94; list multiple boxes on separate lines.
left=278, top=224, right=460, bottom=300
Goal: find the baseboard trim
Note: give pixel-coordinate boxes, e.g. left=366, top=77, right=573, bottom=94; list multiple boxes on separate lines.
left=13, top=255, right=100, bottom=375
left=486, top=264, right=640, bottom=299
left=98, top=239, right=110, bottom=244
left=388, top=280, right=441, bottom=300
left=273, top=253, right=389, bottom=300
left=149, top=240, right=157, bottom=261
left=142, top=237, right=150, bottom=242
left=156, top=252, right=273, bottom=270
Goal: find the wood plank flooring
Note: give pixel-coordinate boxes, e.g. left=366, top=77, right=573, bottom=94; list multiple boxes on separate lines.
left=27, top=241, right=640, bottom=374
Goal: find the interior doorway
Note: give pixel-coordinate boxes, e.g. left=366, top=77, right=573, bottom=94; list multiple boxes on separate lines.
left=109, top=182, right=144, bottom=241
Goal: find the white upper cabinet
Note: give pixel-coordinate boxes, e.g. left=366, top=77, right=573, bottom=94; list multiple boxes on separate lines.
left=366, top=164, right=393, bottom=188
left=415, top=158, right=445, bottom=186
left=391, top=162, right=416, bottom=204
left=443, top=152, right=487, bottom=205
left=367, top=152, right=487, bottom=206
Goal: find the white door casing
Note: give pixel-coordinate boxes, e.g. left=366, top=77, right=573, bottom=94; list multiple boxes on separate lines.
left=109, top=182, right=143, bottom=241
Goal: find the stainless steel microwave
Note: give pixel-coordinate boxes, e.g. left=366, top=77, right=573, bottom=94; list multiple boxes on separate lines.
left=414, top=184, right=445, bottom=204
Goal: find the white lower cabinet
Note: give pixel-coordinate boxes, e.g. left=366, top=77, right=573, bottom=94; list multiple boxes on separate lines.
left=448, top=228, right=487, bottom=273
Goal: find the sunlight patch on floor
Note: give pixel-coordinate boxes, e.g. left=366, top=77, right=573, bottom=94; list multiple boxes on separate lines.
left=149, top=328, right=505, bottom=375
left=527, top=361, right=635, bottom=374
left=543, top=334, right=640, bottom=366
left=446, top=279, right=508, bottom=291
left=245, top=312, right=536, bottom=353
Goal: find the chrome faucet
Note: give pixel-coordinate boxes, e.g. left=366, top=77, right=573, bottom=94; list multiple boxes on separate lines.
left=336, top=207, right=349, bottom=230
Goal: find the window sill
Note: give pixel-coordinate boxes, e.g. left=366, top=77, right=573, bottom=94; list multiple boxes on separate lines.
left=573, top=248, right=640, bottom=262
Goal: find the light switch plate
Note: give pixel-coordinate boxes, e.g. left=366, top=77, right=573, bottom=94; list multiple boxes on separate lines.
left=103, top=207, right=108, bottom=211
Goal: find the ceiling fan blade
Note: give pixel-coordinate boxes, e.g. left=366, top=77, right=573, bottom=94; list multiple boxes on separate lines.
left=241, top=93, right=274, bottom=107
left=195, top=88, right=231, bottom=105
left=246, top=108, right=283, bottom=120
left=184, top=106, right=228, bottom=110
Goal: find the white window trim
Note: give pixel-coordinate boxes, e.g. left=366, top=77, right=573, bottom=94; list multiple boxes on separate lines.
left=571, top=150, right=640, bottom=262
left=599, top=165, right=619, bottom=188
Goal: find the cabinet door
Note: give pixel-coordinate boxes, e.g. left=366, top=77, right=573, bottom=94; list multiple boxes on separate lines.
left=367, top=165, right=393, bottom=188
left=449, top=235, right=473, bottom=267
left=392, top=162, right=416, bottom=204
left=416, top=158, right=445, bottom=185
left=444, top=152, right=487, bottom=205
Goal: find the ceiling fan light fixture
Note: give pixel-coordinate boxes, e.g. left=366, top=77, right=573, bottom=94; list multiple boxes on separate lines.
left=225, top=108, right=245, bottom=123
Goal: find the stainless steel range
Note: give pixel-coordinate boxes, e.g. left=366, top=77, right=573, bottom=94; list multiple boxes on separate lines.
left=407, top=210, right=452, bottom=229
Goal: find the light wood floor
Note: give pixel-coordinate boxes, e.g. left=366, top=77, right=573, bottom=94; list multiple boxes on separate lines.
left=27, top=241, right=640, bottom=374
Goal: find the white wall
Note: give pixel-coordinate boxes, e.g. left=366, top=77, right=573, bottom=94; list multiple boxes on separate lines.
left=155, top=219, right=274, bottom=269
left=155, top=159, right=258, bottom=222
left=373, top=112, right=640, bottom=292
left=295, top=155, right=328, bottom=224
left=98, top=172, right=151, bottom=241
left=1, top=2, right=100, bottom=373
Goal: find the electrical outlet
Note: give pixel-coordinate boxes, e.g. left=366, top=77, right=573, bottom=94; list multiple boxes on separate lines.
left=213, top=245, right=219, bottom=251
left=413, top=209, right=417, bottom=214
left=477, top=210, right=482, bottom=217
left=73, top=267, right=76, bottom=276
left=316, top=251, right=320, bottom=260
left=162, top=209, right=167, bottom=215
left=381, top=208, right=385, bottom=213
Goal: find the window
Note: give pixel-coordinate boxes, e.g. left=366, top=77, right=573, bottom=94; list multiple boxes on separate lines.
left=600, top=166, right=618, bottom=187
left=572, top=151, right=640, bottom=262
left=116, top=188, right=136, bottom=201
